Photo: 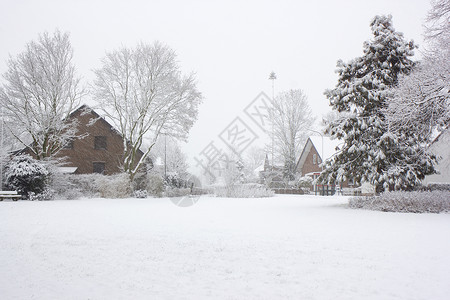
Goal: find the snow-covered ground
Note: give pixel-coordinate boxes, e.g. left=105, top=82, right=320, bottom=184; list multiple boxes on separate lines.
left=1, top=195, right=449, bottom=300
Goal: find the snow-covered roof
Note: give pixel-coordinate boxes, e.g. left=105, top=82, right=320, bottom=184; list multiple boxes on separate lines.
left=56, top=167, right=78, bottom=174
left=254, top=163, right=265, bottom=174
left=308, top=136, right=342, bottom=161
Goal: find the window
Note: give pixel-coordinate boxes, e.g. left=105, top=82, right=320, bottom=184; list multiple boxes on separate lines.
left=313, top=154, right=317, bottom=165
left=94, top=136, right=107, bottom=150
left=93, top=162, right=105, bottom=174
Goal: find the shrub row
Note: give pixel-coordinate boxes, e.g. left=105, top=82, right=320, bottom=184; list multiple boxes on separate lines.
left=54, top=172, right=199, bottom=200
left=349, top=190, right=450, bottom=213
left=214, top=183, right=274, bottom=198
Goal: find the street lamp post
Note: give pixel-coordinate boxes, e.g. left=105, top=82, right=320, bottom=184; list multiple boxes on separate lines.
left=269, top=71, right=276, bottom=170
left=164, top=133, right=167, bottom=178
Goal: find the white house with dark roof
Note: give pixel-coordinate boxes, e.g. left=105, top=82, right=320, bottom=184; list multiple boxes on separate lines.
left=424, top=129, right=450, bottom=184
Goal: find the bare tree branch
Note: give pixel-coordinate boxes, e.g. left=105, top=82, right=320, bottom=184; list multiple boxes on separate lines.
left=0, top=30, right=85, bottom=160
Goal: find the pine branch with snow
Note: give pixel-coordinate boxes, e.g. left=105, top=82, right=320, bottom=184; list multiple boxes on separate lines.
left=320, top=15, right=435, bottom=192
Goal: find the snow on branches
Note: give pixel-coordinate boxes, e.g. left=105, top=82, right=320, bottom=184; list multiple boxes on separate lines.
left=0, top=30, right=84, bottom=160
left=321, top=15, right=435, bottom=192
left=93, top=42, right=202, bottom=179
left=386, top=0, right=450, bottom=142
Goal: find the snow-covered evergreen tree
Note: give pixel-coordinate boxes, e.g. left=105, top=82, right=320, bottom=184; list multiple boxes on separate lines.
left=320, top=15, right=435, bottom=193
left=5, top=155, right=49, bottom=196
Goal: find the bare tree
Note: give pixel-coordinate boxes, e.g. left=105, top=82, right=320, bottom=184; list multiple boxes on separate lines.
left=386, top=0, right=450, bottom=141
left=269, top=89, right=315, bottom=178
left=92, top=42, right=201, bottom=179
left=151, top=136, right=189, bottom=179
left=0, top=30, right=84, bottom=159
left=425, top=0, right=450, bottom=41
left=385, top=54, right=449, bottom=140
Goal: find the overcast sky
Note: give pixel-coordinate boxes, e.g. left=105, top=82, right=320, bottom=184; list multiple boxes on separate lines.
left=0, top=0, right=432, bottom=174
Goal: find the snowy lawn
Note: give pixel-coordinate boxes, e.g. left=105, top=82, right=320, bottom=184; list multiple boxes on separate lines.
left=1, top=195, right=449, bottom=300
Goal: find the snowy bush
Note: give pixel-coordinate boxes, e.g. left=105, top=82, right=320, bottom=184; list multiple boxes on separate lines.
left=28, top=189, right=55, bottom=201
left=349, top=191, right=450, bottom=213
left=61, top=173, right=132, bottom=199
left=64, top=174, right=103, bottom=199
left=268, top=180, right=286, bottom=189
left=297, top=176, right=313, bottom=192
left=44, top=163, right=80, bottom=200
left=164, top=187, right=191, bottom=198
left=132, top=171, right=147, bottom=192
left=133, top=189, right=148, bottom=198
left=417, top=183, right=450, bottom=192
left=214, top=183, right=274, bottom=198
left=5, top=155, right=49, bottom=197
left=164, top=173, right=182, bottom=188
left=96, top=173, right=132, bottom=198
left=147, top=173, right=164, bottom=197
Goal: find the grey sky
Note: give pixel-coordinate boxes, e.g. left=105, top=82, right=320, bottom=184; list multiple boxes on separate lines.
left=0, top=0, right=432, bottom=174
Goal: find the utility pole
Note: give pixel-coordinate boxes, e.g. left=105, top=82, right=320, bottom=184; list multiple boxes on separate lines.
left=269, top=71, right=276, bottom=170
left=164, top=133, right=167, bottom=178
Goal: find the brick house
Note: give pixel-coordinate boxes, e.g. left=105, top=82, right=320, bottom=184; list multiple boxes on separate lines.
left=54, top=105, right=143, bottom=175
left=295, top=136, right=353, bottom=194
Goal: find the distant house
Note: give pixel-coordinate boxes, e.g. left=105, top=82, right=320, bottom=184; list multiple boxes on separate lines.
left=295, top=136, right=354, bottom=194
left=58, top=105, right=145, bottom=175
left=258, top=154, right=285, bottom=187
left=22, top=105, right=143, bottom=175
left=423, top=129, right=450, bottom=184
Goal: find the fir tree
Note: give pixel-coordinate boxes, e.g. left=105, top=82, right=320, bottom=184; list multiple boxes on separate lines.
left=320, top=15, right=435, bottom=193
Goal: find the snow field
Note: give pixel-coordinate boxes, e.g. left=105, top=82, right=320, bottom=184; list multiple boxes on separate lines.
left=0, top=195, right=449, bottom=299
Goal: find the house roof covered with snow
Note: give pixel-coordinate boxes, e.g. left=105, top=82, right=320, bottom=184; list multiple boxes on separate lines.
left=308, top=136, right=342, bottom=161
left=295, top=135, right=343, bottom=175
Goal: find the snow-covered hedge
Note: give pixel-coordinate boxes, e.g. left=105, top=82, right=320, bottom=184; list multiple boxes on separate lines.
left=214, top=183, right=274, bottom=198
left=297, top=176, right=313, bottom=193
left=96, top=173, right=132, bottom=198
left=418, top=183, right=450, bottom=192
left=164, top=187, right=191, bottom=198
left=5, top=155, right=49, bottom=198
left=147, top=173, right=164, bottom=197
left=56, top=173, right=132, bottom=199
left=349, top=191, right=450, bottom=213
left=55, top=174, right=101, bottom=199
left=133, top=189, right=148, bottom=198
